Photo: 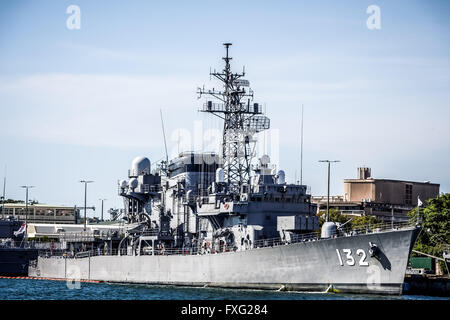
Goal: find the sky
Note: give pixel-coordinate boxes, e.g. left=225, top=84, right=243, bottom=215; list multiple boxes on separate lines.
left=0, top=0, right=449, bottom=218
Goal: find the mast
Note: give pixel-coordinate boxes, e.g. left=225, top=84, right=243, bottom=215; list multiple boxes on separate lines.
left=198, top=43, right=270, bottom=194
left=160, top=109, right=169, bottom=168
left=300, top=104, right=304, bottom=186
left=1, top=165, right=5, bottom=219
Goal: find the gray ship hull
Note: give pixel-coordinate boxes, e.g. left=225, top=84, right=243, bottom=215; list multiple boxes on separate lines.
left=29, top=227, right=419, bottom=295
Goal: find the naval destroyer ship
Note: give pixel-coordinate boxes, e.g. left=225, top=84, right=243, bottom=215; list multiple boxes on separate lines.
left=29, top=44, right=420, bottom=295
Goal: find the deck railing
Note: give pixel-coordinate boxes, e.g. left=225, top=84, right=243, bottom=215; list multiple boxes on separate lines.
left=34, top=220, right=416, bottom=259
left=254, top=220, right=413, bottom=248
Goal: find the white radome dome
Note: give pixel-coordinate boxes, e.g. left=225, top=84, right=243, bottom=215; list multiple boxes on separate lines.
left=119, top=180, right=127, bottom=188
left=277, top=170, right=286, bottom=184
left=260, top=154, right=270, bottom=165
left=128, top=178, right=138, bottom=189
left=131, top=156, right=151, bottom=176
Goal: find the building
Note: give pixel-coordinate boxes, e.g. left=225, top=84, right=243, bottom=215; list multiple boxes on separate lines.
left=312, top=167, right=440, bottom=222
left=344, top=167, right=439, bottom=206
left=26, top=223, right=125, bottom=240
left=0, top=203, right=80, bottom=224
left=311, top=195, right=365, bottom=217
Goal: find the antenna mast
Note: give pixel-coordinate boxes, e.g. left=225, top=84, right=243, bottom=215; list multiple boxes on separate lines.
left=198, top=43, right=270, bottom=193
left=1, top=165, right=5, bottom=219
left=300, top=104, right=304, bottom=185
left=160, top=109, right=169, bottom=168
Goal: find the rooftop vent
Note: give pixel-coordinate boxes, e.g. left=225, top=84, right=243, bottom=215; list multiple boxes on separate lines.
left=358, top=167, right=371, bottom=180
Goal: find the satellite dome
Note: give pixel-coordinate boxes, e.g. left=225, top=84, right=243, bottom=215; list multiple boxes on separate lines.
left=131, top=156, right=151, bottom=176
left=128, top=178, right=138, bottom=189
left=119, top=180, right=127, bottom=188
left=260, top=155, right=270, bottom=166
left=277, top=170, right=286, bottom=184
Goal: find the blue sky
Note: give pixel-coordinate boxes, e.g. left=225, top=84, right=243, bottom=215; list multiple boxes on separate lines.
left=0, top=1, right=449, bottom=217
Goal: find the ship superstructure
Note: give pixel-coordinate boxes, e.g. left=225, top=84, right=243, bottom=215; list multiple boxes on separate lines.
left=116, top=43, right=318, bottom=256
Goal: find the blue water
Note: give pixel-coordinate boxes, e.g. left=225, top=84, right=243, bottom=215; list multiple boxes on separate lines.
left=0, top=278, right=447, bottom=300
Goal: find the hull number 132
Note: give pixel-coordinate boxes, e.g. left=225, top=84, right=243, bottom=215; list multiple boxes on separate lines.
left=336, top=249, right=369, bottom=266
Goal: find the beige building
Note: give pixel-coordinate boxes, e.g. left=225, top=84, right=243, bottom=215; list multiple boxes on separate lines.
left=0, top=203, right=80, bottom=224
left=344, top=167, right=439, bottom=206
left=313, top=167, right=440, bottom=222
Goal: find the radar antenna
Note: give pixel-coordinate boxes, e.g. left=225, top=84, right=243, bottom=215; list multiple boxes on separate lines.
left=198, top=43, right=270, bottom=193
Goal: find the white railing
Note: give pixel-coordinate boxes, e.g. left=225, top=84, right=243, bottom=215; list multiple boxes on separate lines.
left=254, top=221, right=414, bottom=249
left=35, top=220, right=416, bottom=259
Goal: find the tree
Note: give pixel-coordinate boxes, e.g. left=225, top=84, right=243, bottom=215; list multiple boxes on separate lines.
left=318, top=209, right=349, bottom=227
left=2, top=199, right=24, bottom=204
left=318, top=209, right=382, bottom=230
left=351, top=215, right=382, bottom=230
left=408, top=193, right=450, bottom=272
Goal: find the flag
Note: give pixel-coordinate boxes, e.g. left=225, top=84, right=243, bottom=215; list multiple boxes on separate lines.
left=13, top=223, right=26, bottom=237
left=418, top=197, right=423, bottom=207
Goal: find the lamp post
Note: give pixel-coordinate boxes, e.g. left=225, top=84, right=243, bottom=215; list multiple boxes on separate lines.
left=99, top=198, right=106, bottom=221
left=318, top=160, right=340, bottom=222
left=80, top=180, right=94, bottom=231
left=2, top=168, right=6, bottom=220
left=20, top=185, right=35, bottom=223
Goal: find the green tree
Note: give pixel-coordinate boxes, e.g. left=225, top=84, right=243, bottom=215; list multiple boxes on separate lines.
left=350, top=215, right=382, bottom=229
left=318, top=209, right=382, bottom=230
left=318, top=209, right=350, bottom=227
left=2, top=199, right=24, bottom=204
left=408, top=193, right=450, bottom=272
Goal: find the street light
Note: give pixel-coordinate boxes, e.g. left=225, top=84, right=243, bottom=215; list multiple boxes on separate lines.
left=99, top=198, right=107, bottom=221
left=20, top=185, right=35, bottom=224
left=79, top=180, right=94, bottom=231
left=318, top=160, right=340, bottom=222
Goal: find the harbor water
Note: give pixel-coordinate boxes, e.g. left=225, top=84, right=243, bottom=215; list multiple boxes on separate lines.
left=0, top=278, right=447, bottom=300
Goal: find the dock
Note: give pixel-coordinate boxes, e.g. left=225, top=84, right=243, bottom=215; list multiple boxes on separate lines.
left=404, top=274, right=450, bottom=297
